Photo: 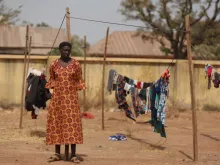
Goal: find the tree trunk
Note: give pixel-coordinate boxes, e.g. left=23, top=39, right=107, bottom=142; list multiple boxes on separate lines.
left=172, top=41, right=187, bottom=59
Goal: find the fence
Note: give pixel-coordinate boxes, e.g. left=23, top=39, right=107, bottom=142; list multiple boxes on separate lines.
left=0, top=54, right=220, bottom=111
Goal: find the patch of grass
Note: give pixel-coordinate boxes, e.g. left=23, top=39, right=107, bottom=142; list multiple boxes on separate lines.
left=30, top=130, right=46, bottom=138
left=166, top=105, right=180, bottom=119
left=203, top=104, right=220, bottom=112
left=0, top=99, right=19, bottom=110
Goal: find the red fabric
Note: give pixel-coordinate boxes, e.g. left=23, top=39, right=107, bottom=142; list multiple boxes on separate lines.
left=31, top=110, right=37, bottom=119
left=40, top=74, right=46, bottom=80
left=162, top=69, right=170, bottom=78
left=207, top=67, right=212, bottom=78
left=136, top=82, right=142, bottom=89
left=81, top=112, right=94, bottom=119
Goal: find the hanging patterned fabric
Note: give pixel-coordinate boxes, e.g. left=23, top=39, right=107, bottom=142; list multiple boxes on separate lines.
left=145, top=87, right=151, bottom=113
left=205, top=64, right=220, bottom=89
left=115, top=75, right=136, bottom=121
left=108, top=69, right=169, bottom=138
left=156, top=78, right=169, bottom=125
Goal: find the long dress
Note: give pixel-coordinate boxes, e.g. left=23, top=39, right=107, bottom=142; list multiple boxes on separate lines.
left=45, top=58, right=85, bottom=145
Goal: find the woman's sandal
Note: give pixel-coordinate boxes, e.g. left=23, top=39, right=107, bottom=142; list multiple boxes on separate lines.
left=47, top=153, right=62, bottom=163
left=70, top=156, right=81, bottom=163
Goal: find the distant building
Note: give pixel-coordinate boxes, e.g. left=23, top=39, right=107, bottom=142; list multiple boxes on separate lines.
left=88, top=31, right=173, bottom=59
left=0, top=25, right=67, bottom=55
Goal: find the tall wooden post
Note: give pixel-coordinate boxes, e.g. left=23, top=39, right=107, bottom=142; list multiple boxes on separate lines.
left=83, top=36, right=87, bottom=112
left=185, top=15, right=198, bottom=161
left=65, top=7, right=71, bottom=161
left=26, top=36, right=32, bottom=79
left=66, top=7, right=71, bottom=42
left=102, top=27, right=110, bottom=130
left=19, top=25, right=29, bottom=129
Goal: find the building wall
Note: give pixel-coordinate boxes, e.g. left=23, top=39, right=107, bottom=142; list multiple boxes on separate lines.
left=0, top=55, right=220, bottom=111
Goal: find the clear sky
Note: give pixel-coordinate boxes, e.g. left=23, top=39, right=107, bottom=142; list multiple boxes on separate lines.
left=5, top=0, right=144, bottom=44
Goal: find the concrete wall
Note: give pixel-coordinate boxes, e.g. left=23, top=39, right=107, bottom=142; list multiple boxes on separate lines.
left=0, top=54, right=220, bottom=111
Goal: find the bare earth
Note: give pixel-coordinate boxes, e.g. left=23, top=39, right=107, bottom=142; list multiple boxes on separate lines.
left=0, top=109, right=219, bottom=165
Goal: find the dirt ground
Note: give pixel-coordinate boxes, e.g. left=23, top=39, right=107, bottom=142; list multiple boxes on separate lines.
left=0, top=108, right=219, bottom=165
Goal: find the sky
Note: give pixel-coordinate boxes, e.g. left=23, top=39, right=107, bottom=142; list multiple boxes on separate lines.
left=5, top=0, right=144, bottom=45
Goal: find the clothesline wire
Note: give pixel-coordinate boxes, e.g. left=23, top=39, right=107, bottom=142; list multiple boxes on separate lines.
left=45, top=14, right=208, bottom=82
left=68, top=16, right=187, bottom=33
left=47, top=14, right=66, bottom=59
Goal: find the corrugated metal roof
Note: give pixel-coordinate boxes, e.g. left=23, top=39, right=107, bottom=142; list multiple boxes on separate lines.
left=88, top=31, right=172, bottom=57
left=0, top=25, right=67, bottom=54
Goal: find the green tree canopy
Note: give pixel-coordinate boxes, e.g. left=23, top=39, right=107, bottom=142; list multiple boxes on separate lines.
left=21, top=21, right=50, bottom=27
left=0, top=0, right=22, bottom=24
left=36, top=22, right=50, bottom=27
left=49, top=35, right=90, bottom=56
left=120, top=0, right=220, bottom=59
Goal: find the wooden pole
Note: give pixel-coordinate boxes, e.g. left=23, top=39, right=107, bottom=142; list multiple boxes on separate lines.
left=66, top=7, right=71, bottom=42
left=19, top=25, right=29, bottom=129
left=65, top=7, right=71, bottom=160
left=185, top=15, right=198, bottom=161
left=26, top=36, right=32, bottom=79
left=83, top=36, right=87, bottom=112
left=102, top=27, right=110, bottom=130
left=23, top=36, right=32, bottom=115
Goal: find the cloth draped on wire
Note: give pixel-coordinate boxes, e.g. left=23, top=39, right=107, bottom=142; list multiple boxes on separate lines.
left=154, top=69, right=170, bottom=138
left=205, top=64, right=220, bottom=89
left=150, top=77, right=169, bottom=138
left=115, top=74, right=153, bottom=120
left=25, top=68, right=51, bottom=119
left=107, top=69, right=170, bottom=138
left=115, top=75, right=136, bottom=121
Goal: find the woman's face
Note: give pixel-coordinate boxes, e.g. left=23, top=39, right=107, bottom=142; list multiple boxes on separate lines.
left=60, top=46, right=71, bottom=59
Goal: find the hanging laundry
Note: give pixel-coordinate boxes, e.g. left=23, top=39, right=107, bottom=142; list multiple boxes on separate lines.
left=124, top=76, right=130, bottom=83
left=107, top=69, right=117, bottom=94
left=124, top=82, right=132, bottom=92
left=138, top=88, right=147, bottom=101
left=136, top=81, right=142, bottom=89
left=149, top=73, right=169, bottom=138
left=107, top=69, right=169, bottom=138
left=115, top=75, right=136, bottom=121
left=138, top=88, right=151, bottom=114
left=25, top=68, right=51, bottom=119
left=145, top=87, right=151, bottom=113
left=130, top=86, right=140, bottom=117
left=205, top=64, right=220, bottom=89
left=128, top=78, right=134, bottom=85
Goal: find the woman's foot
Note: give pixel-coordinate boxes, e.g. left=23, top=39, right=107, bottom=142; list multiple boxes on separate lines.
left=70, top=156, right=81, bottom=163
left=47, top=153, right=62, bottom=163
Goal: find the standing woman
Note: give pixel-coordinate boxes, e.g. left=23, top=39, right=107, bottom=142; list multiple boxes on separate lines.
left=46, top=42, right=85, bottom=163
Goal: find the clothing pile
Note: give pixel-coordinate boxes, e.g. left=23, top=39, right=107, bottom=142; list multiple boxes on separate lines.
left=205, top=64, right=220, bottom=89
left=25, top=68, right=51, bottom=119
left=107, top=69, right=170, bottom=138
left=109, top=133, right=127, bottom=141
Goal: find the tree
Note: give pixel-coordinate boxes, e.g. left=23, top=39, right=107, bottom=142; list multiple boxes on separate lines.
left=36, top=22, right=50, bottom=27
left=49, top=35, right=90, bottom=56
left=120, top=0, right=220, bottom=59
left=194, top=44, right=220, bottom=60
left=21, top=20, right=34, bottom=27
left=0, top=0, right=22, bottom=24
left=193, top=22, right=220, bottom=59
left=21, top=21, right=50, bottom=27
